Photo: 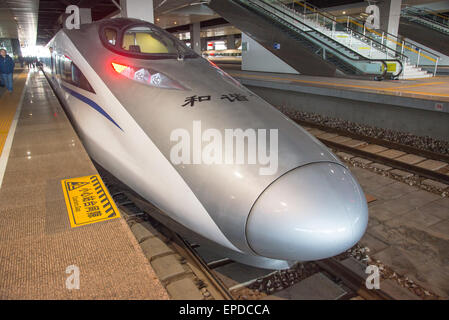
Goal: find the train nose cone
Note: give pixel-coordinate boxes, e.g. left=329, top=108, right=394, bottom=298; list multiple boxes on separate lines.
left=246, top=162, right=368, bottom=262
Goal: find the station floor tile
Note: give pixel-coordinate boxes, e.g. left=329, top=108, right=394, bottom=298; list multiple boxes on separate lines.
left=349, top=163, right=449, bottom=298
left=359, top=233, right=389, bottom=255
left=369, top=181, right=419, bottom=201
left=371, top=245, right=449, bottom=298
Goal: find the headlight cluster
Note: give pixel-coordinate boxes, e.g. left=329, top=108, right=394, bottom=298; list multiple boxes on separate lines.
left=111, top=62, right=186, bottom=90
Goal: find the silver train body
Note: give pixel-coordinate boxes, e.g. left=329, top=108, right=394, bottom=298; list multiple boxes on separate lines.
left=42, top=18, right=368, bottom=269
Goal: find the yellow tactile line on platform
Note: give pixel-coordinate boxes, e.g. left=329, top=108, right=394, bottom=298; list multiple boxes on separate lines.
left=0, top=71, right=28, bottom=158
left=229, top=73, right=449, bottom=99
left=386, top=82, right=446, bottom=90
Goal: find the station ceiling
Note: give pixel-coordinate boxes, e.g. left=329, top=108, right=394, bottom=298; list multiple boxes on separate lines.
left=36, top=0, right=118, bottom=45
left=0, top=0, right=447, bottom=48
left=0, top=0, right=39, bottom=47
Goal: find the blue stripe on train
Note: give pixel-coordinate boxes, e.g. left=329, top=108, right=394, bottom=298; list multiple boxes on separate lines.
left=61, top=84, right=123, bottom=131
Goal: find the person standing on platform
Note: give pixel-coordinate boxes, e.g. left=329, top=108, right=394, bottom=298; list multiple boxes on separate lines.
left=0, top=49, right=14, bottom=93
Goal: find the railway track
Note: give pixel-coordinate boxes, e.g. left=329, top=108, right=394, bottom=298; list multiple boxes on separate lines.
left=96, top=165, right=403, bottom=300
left=295, top=119, right=449, bottom=164
left=99, top=168, right=233, bottom=300
left=294, top=120, right=449, bottom=187
left=91, top=115, right=449, bottom=300
left=201, top=252, right=395, bottom=300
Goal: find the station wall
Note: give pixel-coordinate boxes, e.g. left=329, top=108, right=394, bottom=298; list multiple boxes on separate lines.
left=241, top=33, right=299, bottom=74
left=245, top=84, right=449, bottom=141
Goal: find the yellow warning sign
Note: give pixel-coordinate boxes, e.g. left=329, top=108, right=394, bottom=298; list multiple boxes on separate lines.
left=61, top=175, right=120, bottom=227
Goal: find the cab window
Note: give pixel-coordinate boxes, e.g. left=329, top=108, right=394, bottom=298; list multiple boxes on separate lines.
left=121, top=26, right=177, bottom=54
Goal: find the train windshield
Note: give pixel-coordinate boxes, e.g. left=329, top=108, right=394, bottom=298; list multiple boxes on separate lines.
left=122, top=26, right=178, bottom=54
left=102, top=23, right=196, bottom=60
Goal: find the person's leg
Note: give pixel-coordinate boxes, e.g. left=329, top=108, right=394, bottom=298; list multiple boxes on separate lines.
left=6, top=73, right=13, bottom=92
left=0, top=74, right=7, bottom=89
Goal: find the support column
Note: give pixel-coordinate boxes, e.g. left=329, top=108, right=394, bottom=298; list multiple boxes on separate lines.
left=190, top=22, right=201, bottom=54
left=226, top=34, right=236, bottom=49
left=120, top=0, right=154, bottom=23
left=378, top=0, right=402, bottom=37
left=79, top=8, right=92, bottom=24
left=201, top=38, right=207, bottom=51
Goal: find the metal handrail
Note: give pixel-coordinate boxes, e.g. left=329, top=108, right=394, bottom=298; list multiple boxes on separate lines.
left=259, top=0, right=405, bottom=78
left=419, top=7, right=449, bottom=22
left=404, top=6, right=449, bottom=26
left=271, top=0, right=407, bottom=62
left=402, top=6, right=449, bottom=36
left=237, top=0, right=403, bottom=78
left=290, top=0, right=439, bottom=72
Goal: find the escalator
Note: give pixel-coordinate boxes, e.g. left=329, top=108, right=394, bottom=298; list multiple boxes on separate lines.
left=292, top=0, right=437, bottom=78
left=208, top=0, right=403, bottom=79
left=400, top=7, right=449, bottom=56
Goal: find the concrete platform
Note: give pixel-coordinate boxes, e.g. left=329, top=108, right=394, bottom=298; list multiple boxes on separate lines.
left=227, top=68, right=449, bottom=103
left=225, top=68, right=449, bottom=140
left=0, top=70, right=169, bottom=299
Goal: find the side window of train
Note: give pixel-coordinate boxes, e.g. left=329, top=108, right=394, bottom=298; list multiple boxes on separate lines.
left=55, top=55, right=60, bottom=74
left=58, top=54, right=95, bottom=93
left=71, top=63, right=95, bottom=93
left=51, top=56, right=55, bottom=74
left=58, top=55, right=63, bottom=75
left=105, top=28, right=117, bottom=45
left=62, top=56, right=72, bottom=82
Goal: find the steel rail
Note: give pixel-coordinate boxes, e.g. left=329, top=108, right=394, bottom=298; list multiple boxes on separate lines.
left=317, top=258, right=395, bottom=300
left=171, top=233, right=235, bottom=300
left=321, top=138, right=449, bottom=184
left=293, top=119, right=449, bottom=164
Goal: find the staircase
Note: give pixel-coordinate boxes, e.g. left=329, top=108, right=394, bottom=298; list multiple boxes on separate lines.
left=267, top=0, right=433, bottom=79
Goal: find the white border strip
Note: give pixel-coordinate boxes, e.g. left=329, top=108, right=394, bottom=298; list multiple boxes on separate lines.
left=0, top=71, right=30, bottom=188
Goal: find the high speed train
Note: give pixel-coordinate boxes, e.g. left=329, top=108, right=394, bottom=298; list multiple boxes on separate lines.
left=202, top=49, right=242, bottom=64
left=41, top=18, right=368, bottom=269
